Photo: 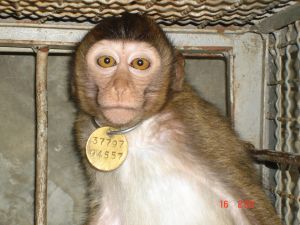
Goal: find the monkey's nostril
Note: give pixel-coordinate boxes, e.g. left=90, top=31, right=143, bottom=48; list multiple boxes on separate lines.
left=112, top=87, right=126, bottom=98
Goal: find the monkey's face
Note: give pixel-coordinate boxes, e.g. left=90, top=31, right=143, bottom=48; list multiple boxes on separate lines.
left=85, top=40, right=163, bottom=125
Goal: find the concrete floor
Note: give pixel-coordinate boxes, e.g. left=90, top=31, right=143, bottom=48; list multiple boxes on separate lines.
left=0, top=54, right=226, bottom=225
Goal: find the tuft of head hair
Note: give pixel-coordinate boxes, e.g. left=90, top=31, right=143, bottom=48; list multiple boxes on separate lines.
left=78, top=13, right=174, bottom=64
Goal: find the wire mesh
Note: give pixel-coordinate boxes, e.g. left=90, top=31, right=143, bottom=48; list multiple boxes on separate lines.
left=0, top=0, right=297, bottom=27
left=269, top=20, right=300, bottom=225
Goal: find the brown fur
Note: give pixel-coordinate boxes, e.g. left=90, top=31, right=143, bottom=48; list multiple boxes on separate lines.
left=73, top=13, right=281, bottom=225
left=166, top=84, right=281, bottom=224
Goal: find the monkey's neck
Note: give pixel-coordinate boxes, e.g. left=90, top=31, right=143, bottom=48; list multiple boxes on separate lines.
left=92, top=116, right=142, bottom=135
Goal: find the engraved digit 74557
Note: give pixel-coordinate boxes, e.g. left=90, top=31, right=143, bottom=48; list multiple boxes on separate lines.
left=118, top=153, right=123, bottom=159
left=112, top=151, right=116, bottom=159
left=90, top=149, right=96, bottom=156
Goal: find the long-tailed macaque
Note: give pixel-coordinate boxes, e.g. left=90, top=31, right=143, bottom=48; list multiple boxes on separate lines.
left=72, top=13, right=281, bottom=225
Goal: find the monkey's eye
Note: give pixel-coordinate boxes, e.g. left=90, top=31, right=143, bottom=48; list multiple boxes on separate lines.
left=130, top=58, right=150, bottom=70
left=97, top=56, right=116, bottom=68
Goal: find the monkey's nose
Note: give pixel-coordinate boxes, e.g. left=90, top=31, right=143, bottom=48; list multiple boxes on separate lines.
left=112, top=78, right=129, bottom=98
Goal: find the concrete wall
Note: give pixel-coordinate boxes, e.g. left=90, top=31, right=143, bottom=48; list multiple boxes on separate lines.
left=0, top=54, right=226, bottom=225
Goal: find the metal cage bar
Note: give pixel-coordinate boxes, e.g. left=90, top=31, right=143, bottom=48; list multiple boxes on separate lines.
left=35, top=46, right=49, bottom=225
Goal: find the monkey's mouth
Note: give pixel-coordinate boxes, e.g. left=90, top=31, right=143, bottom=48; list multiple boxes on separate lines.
left=101, top=106, right=140, bottom=125
left=102, top=106, right=138, bottom=111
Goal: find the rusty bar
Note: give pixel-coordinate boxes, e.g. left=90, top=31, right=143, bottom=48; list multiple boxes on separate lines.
left=253, top=3, right=300, bottom=33
left=267, top=78, right=299, bottom=86
left=268, top=188, right=300, bottom=202
left=35, top=46, right=49, bottom=225
left=248, top=148, right=300, bottom=167
left=182, top=53, right=224, bottom=58
left=177, top=46, right=232, bottom=52
left=0, top=46, right=73, bottom=54
left=0, top=39, right=76, bottom=49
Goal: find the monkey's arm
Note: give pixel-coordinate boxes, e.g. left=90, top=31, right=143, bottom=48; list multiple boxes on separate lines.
left=168, top=84, right=282, bottom=225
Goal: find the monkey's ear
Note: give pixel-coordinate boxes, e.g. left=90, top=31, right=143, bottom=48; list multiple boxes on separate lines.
left=172, top=50, right=185, bottom=91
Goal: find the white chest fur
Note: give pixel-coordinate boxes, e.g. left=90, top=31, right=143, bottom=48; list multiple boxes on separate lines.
left=94, top=115, right=248, bottom=225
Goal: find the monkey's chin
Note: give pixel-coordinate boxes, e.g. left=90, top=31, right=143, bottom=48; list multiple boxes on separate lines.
left=102, top=108, right=139, bottom=126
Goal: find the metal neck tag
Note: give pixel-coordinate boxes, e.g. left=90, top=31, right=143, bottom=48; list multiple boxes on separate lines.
left=86, top=127, right=128, bottom=171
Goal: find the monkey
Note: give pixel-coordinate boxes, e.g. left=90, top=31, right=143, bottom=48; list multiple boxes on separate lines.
left=72, top=13, right=281, bottom=225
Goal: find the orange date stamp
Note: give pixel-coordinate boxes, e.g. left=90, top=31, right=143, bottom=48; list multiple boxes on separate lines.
left=220, top=200, right=255, bottom=209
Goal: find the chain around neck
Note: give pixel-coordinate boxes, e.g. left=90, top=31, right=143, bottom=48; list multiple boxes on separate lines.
left=92, top=117, right=141, bottom=136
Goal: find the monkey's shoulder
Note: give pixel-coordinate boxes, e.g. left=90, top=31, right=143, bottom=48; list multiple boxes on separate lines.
left=168, top=83, right=252, bottom=160
left=171, top=83, right=225, bottom=117
left=169, top=83, right=234, bottom=137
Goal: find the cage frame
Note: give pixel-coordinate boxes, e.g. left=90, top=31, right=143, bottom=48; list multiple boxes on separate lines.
left=0, top=23, right=269, bottom=224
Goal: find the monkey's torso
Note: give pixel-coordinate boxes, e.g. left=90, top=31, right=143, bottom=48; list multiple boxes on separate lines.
left=75, top=90, right=257, bottom=225
left=75, top=85, right=281, bottom=225
left=77, top=116, right=245, bottom=225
